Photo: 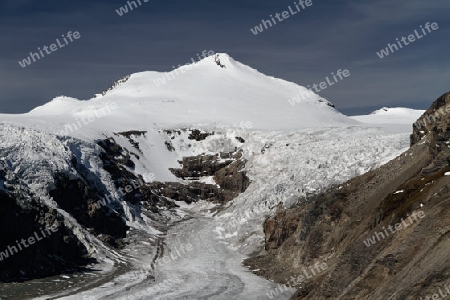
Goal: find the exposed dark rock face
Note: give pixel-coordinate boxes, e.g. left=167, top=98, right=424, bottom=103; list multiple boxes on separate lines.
left=170, top=155, right=234, bottom=179
left=116, top=130, right=147, bottom=138
left=213, top=155, right=250, bottom=196
left=235, top=136, right=245, bottom=143
left=0, top=167, right=89, bottom=283
left=161, top=128, right=214, bottom=142
left=97, top=135, right=250, bottom=207
left=167, top=150, right=250, bottom=203
left=96, top=137, right=175, bottom=211
left=98, top=137, right=136, bottom=169
left=165, top=141, right=175, bottom=152
left=214, top=54, right=226, bottom=68
left=411, top=92, right=450, bottom=146
left=188, top=129, right=214, bottom=141
left=148, top=181, right=224, bottom=204
left=116, top=130, right=147, bottom=152
left=49, top=173, right=129, bottom=247
left=162, top=129, right=182, bottom=138
left=246, top=92, right=450, bottom=299
left=101, top=75, right=130, bottom=96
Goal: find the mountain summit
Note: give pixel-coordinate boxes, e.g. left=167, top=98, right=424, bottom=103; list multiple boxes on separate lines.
left=24, top=53, right=355, bottom=131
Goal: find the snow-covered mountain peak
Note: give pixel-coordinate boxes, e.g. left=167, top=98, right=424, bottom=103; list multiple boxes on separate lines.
left=370, top=107, right=422, bottom=116
left=11, top=53, right=359, bottom=131
left=351, top=106, right=425, bottom=130
left=195, top=53, right=237, bottom=68
left=28, top=96, right=82, bottom=115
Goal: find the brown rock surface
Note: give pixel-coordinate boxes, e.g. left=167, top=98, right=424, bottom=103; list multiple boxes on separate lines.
left=164, top=150, right=250, bottom=203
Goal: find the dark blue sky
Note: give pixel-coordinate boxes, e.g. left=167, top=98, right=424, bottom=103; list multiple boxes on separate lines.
left=0, top=0, right=448, bottom=115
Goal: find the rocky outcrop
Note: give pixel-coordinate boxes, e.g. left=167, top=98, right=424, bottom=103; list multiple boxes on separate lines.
left=115, top=130, right=147, bottom=152
left=101, top=75, right=130, bottom=96
left=411, top=92, right=450, bottom=146
left=161, top=128, right=214, bottom=142
left=0, top=165, right=89, bottom=283
left=97, top=135, right=250, bottom=206
left=247, top=91, right=450, bottom=299
left=169, top=154, right=234, bottom=179
left=213, top=154, right=250, bottom=199
left=167, top=150, right=250, bottom=203
left=97, top=137, right=175, bottom=211
left=188, top=129, right=214, bottom=141
left=49, top=173, right=129, bottom=247
left=98, top=137, right=136, bottom=170
left=148, top=181, right=224, bottom=204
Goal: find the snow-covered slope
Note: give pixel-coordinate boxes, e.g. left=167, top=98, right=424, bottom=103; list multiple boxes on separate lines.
left=7, top=53, right=355, bottom=133
left=0, top=53, right=362, bottom=185
left=351, top=107, right=425, bottom=124
left=350, top=107, right=425, bottom=135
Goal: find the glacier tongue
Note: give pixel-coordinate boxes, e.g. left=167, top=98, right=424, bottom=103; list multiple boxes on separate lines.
left=38, top=123, right=414, bottom=300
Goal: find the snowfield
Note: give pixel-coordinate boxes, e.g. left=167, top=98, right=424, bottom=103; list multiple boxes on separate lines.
left=0, top=54, right=425, bottom=299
